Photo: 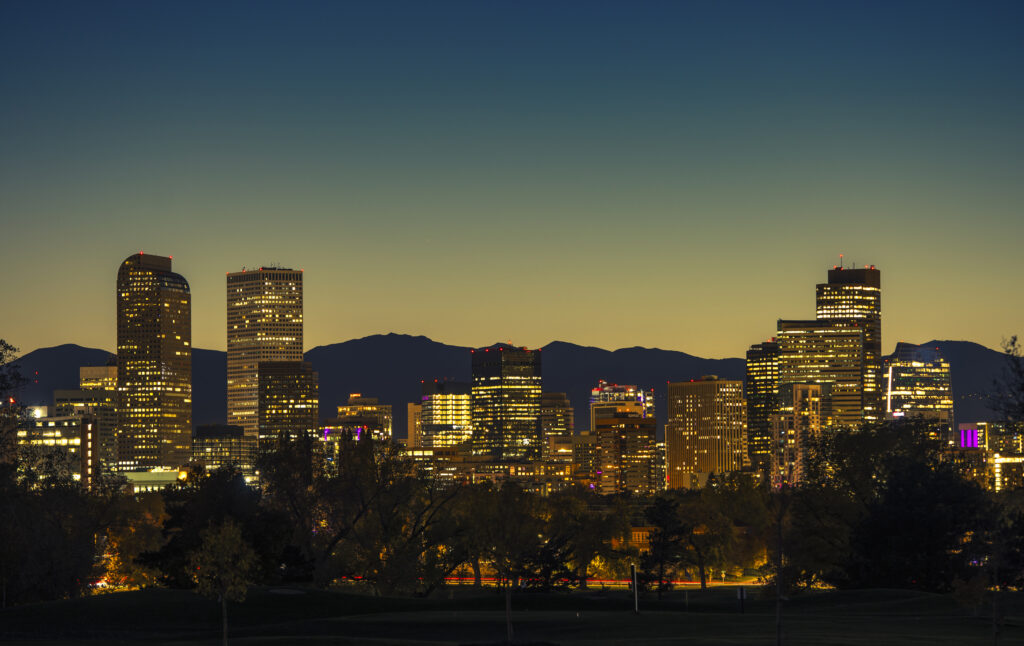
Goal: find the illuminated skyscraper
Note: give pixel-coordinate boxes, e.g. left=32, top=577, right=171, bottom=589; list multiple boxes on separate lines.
left=588, top=380, right=654, bottom=431
left=665, top=377, right=746, bottom=489
left=258, top=361, right=319, bottom=450
left=227, top=267, right=304, bottom=452
left=592, top=401, right=658, bottom=495
left=421, top=381, right=471, bottom=448
left=116, top=253, right=191, bottom=472
left=745, top=340, right=779, bottom=472
left=540, top=392, right=574, bottom=461
left=776, top=319, right=865, bottom=428
left=470, top=344, right=542, bottom=461
left=769, top=383, right=822, bottom=487
left=816, top=266, right=882, bottom=420
left=884, top=342, right=953, bottom=434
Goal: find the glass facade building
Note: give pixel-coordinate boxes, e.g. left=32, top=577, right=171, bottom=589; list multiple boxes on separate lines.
left=884, top=342, right=953, bottom=435
left=815, top=266, right=882, bottom=421
left=258, top=361, right=319, bottom=449
left=745, top=340, right=779, bottom=472
left=227, top=267, right=304, bottom=452
left=470, top=344, right=542, bottom=461
left=540, top=392, right=574, bottom=462
left=421, top=381, right=471, bottom=448
left=115, top=253, right=191, bottom=472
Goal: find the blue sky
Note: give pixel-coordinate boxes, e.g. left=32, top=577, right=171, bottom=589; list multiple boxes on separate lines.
left=2, top=1, right=1022, bottom=356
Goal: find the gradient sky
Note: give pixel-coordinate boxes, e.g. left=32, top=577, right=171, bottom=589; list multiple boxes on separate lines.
left=2, top=1, right=1022, bottom=358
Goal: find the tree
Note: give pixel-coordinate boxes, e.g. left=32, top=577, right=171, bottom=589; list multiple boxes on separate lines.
left=547, top=489, right=629, bottom=589
left=642, top=495, right=683, bottom=599
left=677, top=489, right=736, bottom=591
left=188, top=520, right=257, bottom=646
left=0, top=339, right=25, bottom=475
left=143, top=466, right=285, bottom=589
left=995, top=336, right=1024, bottom=422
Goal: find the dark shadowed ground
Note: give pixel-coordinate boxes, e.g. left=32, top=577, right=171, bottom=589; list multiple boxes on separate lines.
left=1, top=585, right=1021, bottom=645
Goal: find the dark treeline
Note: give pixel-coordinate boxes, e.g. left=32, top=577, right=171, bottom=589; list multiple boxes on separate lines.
left=1, top=338, right=1023, bottom=612
left=1, top=422, right=1023, bottom=610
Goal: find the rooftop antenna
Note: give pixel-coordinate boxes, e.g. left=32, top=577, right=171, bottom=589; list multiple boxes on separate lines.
left=839, top=253, right=843, bottom=269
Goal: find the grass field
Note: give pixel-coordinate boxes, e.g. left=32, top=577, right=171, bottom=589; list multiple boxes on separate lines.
left=1, top=585, right=1021, bottom=645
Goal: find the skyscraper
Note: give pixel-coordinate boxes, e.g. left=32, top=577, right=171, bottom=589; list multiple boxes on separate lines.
left=884, top=342, right=953, bottom=434
left=258, top=361, right=319, bottom=450
left=420, top=381, right=471, bottom=448
left=226, top=267, right=304, bottom=452
left=588, top=380, right=655, bottom=431
left=665, top=377, right=746, bottom=489
left=540, top=392, right=574, bottom=461
left=470, top=344, right=542, bottom=461
left=745, top=340, right=779, bottom=472
left=816, top=266, right=882, bottom=420
left=770, top=383, right=822, bottom=487
left=775, top=319, right=866, bottom=428
left=116, top=253, right=191, bottom=472
left=592, top=400, right=658, bottom=495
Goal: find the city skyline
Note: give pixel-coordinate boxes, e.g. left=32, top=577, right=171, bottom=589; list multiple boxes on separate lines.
left=3, top=1, right=1023, bottom=358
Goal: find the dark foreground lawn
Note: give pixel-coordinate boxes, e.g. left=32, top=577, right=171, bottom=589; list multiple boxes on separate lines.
left=1, top=585, right=1022, bottom=645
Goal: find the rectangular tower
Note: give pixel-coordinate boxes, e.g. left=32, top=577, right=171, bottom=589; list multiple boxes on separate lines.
left=470, top=344, right=542, bottom=461
left=745, top=340, right=779, bottom=473
left=665, top=377, right=746, bottom=489
left=816, top=266, right=881, bottom=421
left=227, top=267, right=304, bottom=452
left=116, top=253, right=191, bottom=472
left=592, top=400, right=658, bottom=495
left=776, top=319, right=866, bottom=428
left=258, top=360, right=318, bottom=451
left=421, top=381, right=471, bottom=448
left=540, top=392, right=574, bottom=462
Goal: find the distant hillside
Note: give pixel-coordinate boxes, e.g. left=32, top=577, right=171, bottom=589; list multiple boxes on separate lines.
left=12, top=334, right=1010, bottom=436
left=921, top=340, right=1007, bottom=426
left=15, top=344, right=226, bottom=426
left=16, top=344, right=114, bottom=405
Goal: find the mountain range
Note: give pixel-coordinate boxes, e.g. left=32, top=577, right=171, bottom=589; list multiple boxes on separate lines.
left=11, top=334, right=1009, bottom=439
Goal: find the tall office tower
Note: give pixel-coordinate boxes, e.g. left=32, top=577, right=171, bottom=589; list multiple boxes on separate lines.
left=116, top=253, right=192, bottom=472
left=769, top=383, right=822, bottom=487
left=54, top=364, right=118, bottom=475
left=592, top=401, right=658, bottom=495
left=258, top=361, right=318, bottom=452
left=336, top=394, right=392, bottom=441
left=588, top=380, right=654, bottom=431
left=227, top=267, right=304, bottom=452
left=540, top=392, right=574, bottom=461
left=665, top=377, right=747, bottom=489
left=884, top=342, right=954, bottom=434
left=406, top=403, right=423, bottom=448
left=816, top=266, right=882, bottom=421
left=420, top=381, right=471, bottom=448
left=745, top=340, right=779, bottom=473
left=776, top=319, right=865, bottom=428
left=470, top=344, right=542, bottom=461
